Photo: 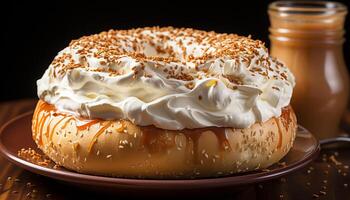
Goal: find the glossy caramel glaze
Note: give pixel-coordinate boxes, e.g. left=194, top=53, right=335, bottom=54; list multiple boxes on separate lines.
left=32, top=100, right=235, bottom=156
left=31, top=100, right=297, bottom=178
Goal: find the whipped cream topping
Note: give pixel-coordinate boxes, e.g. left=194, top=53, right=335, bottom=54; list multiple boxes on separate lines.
left=37, top=27, right=295, bottom=130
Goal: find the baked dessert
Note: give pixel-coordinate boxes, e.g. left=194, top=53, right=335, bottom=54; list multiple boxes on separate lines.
left=33, top=27, right=297, bottom=178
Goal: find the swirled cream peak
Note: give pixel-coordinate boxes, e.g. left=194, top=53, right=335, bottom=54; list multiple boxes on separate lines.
left=37, top=27, right=295, bottom=130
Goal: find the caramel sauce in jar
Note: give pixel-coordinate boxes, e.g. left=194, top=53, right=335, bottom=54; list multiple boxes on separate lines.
left=268, top=1, right=349, bottom=139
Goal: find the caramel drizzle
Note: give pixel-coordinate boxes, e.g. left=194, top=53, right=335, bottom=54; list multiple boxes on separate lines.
left=33, top=101, right=45, bottom=120
left=34, top=103, right=55, bottom=145
left=34, top=101, right=115, bottom=154
left=61, top=118, right=73, bottom=129
left=32, top=101, right=47, bottom=139
left=34, top=101, right=233, bottom=160
left=34, top=102, right=55, bottom=132
left=38, top=114, right=50, bottom=145
left=49, top=117, right=67, bottom=141
left=77, top=119, right=100, bottom=131
left=88, top=121, right=113, bottom=153
left=45, top=115, right=54, bottom=139
left=38, top=113, right=50, bottom=134
left=35, top=112, right=46, bottom=143
left=280, top=106, right=292, bottom=131
left=213, top=130, right=231, bottom=151
left=273, top=107, right=293, bottom=149
left=274, top=118, right=283, bottom=149
left=185, top=131, right=201, bottom=163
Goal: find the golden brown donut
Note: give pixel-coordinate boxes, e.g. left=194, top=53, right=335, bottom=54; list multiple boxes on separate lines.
left=32, top=100, right=297, bottom=178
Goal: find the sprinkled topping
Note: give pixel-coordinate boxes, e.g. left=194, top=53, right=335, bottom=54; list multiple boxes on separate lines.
left=18, top=148, right=58, bottom=168
left=49, top=26, right=290, bottom=85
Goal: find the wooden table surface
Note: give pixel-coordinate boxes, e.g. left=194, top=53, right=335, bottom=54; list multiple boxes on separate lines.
left=0, top=99, right=349, bottom=200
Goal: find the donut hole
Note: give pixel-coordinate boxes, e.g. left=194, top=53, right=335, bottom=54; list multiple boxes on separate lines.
left=142, top=43, right=170, bottom=58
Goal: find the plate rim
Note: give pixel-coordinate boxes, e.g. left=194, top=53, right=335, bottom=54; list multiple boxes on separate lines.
left=0, top=111, right=320, bottom=189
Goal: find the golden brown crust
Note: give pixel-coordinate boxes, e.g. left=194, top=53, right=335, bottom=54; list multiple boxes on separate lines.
left=32, top=100, right=297, bottom=178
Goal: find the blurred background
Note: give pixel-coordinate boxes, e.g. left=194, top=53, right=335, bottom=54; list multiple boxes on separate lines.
left=2, top=0, right=350, bottom=101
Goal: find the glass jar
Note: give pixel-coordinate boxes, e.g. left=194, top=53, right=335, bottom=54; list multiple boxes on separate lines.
left=268, top=1, right=349, bottom=139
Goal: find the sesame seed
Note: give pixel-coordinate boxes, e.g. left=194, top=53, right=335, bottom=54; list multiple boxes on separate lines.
left=52, top=27, right=286, bottom=92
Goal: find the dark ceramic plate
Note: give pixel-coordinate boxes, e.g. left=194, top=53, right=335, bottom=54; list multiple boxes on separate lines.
left=0, top=111, right=319, bottom=192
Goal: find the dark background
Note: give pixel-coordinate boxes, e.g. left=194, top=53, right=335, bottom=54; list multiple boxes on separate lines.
left=3, top=0, right=350, bottom=101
